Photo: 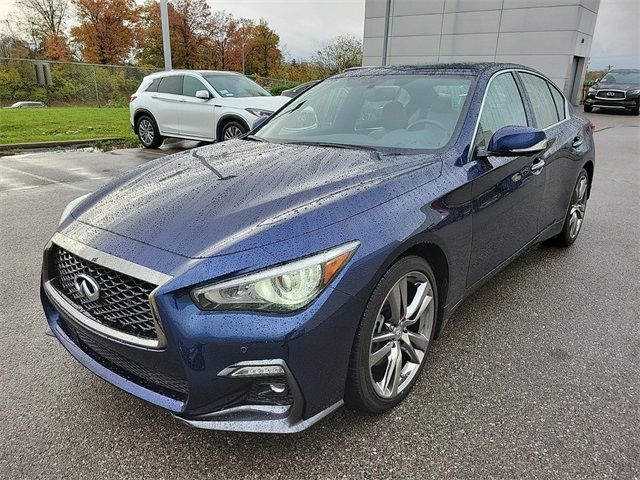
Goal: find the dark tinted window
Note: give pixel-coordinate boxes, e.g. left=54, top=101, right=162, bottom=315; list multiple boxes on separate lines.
left=182, top=75, right=207, bottom=97
left=157, top=75, right=182, bottom=95
left=145, top=78, right=161, bottom=92
left=548, top=83, right=566, bottom=121
left=519, top=73, right=559, bottom=128
left=477, top=73, right=527, bottom=147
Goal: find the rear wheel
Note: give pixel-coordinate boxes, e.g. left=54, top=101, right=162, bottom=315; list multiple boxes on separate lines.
left=220, top=120, right=247, bottom=141
left=345, top=256, right=437, bottom=413
left=136, top=115, right=164, bottom=148
left=554, top=169, right=589, bottom=246
left=583, top=105, right=593, bottom=113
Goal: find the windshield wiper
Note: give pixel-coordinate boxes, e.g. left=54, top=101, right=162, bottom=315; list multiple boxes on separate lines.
left=244, top=135, right=269, bottom=143
left=286, top=141, right=381, bottom=152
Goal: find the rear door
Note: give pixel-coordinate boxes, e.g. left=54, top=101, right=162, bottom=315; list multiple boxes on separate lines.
left=517, top=72, right=585, bottom=230
left=151, top=75, right=183, bottom=135
left=467, top=72, right=546, bottom=286
left=179, top=74, right=217, bottom=140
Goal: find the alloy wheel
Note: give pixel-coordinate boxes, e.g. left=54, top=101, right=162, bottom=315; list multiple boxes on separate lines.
left=223, top=125, right=244, bottom=140
left=138, top=119, right=155, bottom=146
left=569, top=176, right=588, bottom=239
left=369, top=271, right=435, bottom=399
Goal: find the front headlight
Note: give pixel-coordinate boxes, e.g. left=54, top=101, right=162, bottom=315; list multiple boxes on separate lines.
left=628, top=89, right=640, bottom=95
left=191, top=241, right=359, bottom=312
left=59, top=193, right=90, bottom=225
left=245, top=108, right=273, bottom=118
left=588, top=87, right=596, bottom=94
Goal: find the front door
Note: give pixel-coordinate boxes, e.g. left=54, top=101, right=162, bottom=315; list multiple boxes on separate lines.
left=179, top=75, right=217, bottom=140
left=467, top=72, right=545, bottom=286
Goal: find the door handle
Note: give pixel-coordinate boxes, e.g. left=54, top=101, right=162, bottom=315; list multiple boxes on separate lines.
left=572, top=135, right=584, bottom=148
left=531, top=158, right=545, bottom=175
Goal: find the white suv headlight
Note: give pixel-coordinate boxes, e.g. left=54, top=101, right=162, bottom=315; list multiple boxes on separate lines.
left=245, top=108, right=273, bottom=118
left=191, top=241, right=359, bottom=312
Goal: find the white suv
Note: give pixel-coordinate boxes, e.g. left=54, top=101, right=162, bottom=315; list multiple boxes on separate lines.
left=129, top=70, right=290, bottom=148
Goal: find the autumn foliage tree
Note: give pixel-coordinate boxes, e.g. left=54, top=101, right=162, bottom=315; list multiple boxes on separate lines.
left=71, top=0, right=138, bottom=64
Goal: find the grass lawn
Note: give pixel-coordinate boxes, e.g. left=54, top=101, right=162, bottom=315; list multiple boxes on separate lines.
left=0, top=106, right=138, bottom=146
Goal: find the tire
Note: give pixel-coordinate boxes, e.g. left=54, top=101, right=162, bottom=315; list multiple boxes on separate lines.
left=345, top=256, right=438, bottom=413
left=220, top=120, right=247, bottom=141
left=631, top=104, right=639, bottom=116
left=553, top=169, right=590, bottom=246
left=583, top=105, right=593, bottom=113
left=136, top=114, right=164, bottom=148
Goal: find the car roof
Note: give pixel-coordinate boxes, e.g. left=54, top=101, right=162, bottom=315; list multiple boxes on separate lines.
left=145, top=70, right=242, bottom=79
left=336, top=62, right=536, bottom=78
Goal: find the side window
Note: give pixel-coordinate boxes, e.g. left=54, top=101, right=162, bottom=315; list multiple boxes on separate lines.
left=182, top=76, right=208, bottom=97
left=519, top=73, right=560, bottom=128
left=548, top=83, right=566, bottom=121
left=145, top=78, right=161, bottom=92
left=477, top=73, right=528, bottom=148
left=157, top=75, right=182, bottom=95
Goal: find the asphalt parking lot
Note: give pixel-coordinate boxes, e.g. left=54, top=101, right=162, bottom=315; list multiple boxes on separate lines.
left=1, top=112, right=638, bottom=479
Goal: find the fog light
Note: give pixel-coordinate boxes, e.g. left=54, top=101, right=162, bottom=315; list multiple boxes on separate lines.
left=269, top=383, right=286, bottom=394
left=247, top=376, right=292, bottom=405
left=228, top=365, right=285, bottom=378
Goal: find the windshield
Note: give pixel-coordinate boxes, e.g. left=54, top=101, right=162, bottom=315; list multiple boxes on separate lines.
left=203, top=74, right=270, bottom=97
left=600, top=71, right=640, bottom=84
left=254, top=74, right=474, bottom=151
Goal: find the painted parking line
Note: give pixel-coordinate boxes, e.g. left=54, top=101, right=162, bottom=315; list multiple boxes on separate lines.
left=0, top=164, right=89, bottom=192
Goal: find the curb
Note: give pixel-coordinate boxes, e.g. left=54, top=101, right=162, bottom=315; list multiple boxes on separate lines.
left=0, top=137, right=126, bottom=151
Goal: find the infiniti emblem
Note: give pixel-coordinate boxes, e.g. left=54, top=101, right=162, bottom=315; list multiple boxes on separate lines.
left=74, top=274, right=100, bottom=302
left=606, top=91, right=615, bottom=97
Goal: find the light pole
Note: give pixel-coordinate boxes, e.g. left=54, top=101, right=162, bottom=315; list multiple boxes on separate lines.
left=160, top=0, right=172, bottom=70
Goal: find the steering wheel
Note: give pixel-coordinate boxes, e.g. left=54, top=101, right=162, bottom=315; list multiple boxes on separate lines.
left=407, top=119, right=449, bottom=135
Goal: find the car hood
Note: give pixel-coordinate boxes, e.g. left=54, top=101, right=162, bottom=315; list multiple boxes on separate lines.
left=70, top=140, right=441, bottom=258
left=216, top=95, right=290, bottom=111
left=592, top=83, right=639, bottom=91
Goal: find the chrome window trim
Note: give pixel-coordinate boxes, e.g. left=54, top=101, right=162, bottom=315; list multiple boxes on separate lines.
left=45, top=232, right=173, bottom=349
left=595, top=89, right=627, bottom=100
left=468, top=68, right=570, bottom=163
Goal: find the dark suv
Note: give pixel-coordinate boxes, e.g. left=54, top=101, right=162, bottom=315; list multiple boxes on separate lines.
left=584, top=69, right=640, bottom=115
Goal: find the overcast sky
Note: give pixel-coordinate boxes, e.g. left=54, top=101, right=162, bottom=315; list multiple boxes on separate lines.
left=0, top=0, right=638, bottom=69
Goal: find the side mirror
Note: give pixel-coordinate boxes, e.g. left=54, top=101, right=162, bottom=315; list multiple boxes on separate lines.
left=195, top=90, right=211, bottom=100
left=484, top=126, right=547, bottom=156
left=252, top=116, right=268, bottom=129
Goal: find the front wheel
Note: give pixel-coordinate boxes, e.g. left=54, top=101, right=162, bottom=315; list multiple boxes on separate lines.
left=345, top=256, right=437, bottom=413
left=220, top=121, right=247, bottom=141
left=583, top=105, right=593, bottom=113
left=554, top=169, right=589, bottom=246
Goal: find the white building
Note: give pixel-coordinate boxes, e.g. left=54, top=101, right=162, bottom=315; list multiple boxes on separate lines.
left=362, top=0, right=600, bottom=104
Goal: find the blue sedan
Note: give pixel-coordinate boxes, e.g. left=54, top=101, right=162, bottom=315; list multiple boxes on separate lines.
left=41, top=63, right=595, bottom=433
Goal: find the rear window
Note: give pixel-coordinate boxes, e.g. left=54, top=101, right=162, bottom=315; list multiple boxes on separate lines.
left=157, top=75, right=182, bottom=95
left=519, top=73, right=560, bottom=129
left=145, top=78, right=161, bottom=92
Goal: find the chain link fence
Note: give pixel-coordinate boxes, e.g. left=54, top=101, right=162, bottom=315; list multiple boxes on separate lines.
left=0, top=58, right=295, bottom=108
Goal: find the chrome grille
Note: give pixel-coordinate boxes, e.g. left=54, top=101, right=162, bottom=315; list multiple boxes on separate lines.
left=595, top=90, right=625, bottom=99
left=52, top=246, right=158, bottom=340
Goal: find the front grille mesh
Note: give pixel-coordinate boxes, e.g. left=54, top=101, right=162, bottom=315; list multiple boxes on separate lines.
left=52, top=246, right=158, bottom=340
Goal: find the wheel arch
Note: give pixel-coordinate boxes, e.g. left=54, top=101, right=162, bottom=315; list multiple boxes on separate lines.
left=583, top=160, right=594, bottom=198
left=133, top=108, right=157, bottom=133
left=216, top=115, right=250, bottom=141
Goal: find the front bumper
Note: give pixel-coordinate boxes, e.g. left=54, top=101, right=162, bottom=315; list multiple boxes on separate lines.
left=584, top=95, right=639, bottom=110
left=41, top=232, right=360, bottom=433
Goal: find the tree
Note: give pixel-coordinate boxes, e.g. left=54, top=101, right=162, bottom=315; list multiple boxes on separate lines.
left=71, top=0, right=138, bottom=64
left=312, top=35, right=362, bottom=75
left=245, top=19, right=281, bottom=77
left=13, top=0, right=71, bottom=57
left=209, top=11, right=237, bottom=70
left=137, top=0, right=212, bottom=69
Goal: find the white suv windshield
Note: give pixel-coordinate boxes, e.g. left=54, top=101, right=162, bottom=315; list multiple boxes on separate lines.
left=254, top=74, right=474, bottom=151
left=203, top=74, right=270, bottom=97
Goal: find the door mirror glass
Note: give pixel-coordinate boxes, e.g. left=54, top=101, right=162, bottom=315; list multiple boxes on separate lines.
left=195, top=90, right=211, bottom=99
left=486, top=126, right=547, bottom=156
